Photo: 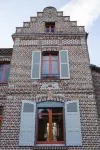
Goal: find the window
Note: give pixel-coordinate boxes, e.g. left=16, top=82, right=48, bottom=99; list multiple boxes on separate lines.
left=0, top=63, right=10, bottom=83
left=45, top=22, right=55, bottom=33
left=0, top=107, right=3, bottom=129
left=31, top=50, right=70, bottom=79
left=19, top=100, right=82, bottom=146
left=37, top=107, right=64, bottom=144
left=42, top=52, right=59, bottom=78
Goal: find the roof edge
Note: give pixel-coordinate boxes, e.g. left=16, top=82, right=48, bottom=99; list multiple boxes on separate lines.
left=90, top=64, right=100, bottom=72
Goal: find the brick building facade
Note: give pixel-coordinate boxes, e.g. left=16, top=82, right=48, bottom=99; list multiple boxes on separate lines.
left=0, top=6, right=100, bottom=150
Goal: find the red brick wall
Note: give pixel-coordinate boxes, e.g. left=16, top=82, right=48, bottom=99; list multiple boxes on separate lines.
left=0, top=7, right=100, bottom=150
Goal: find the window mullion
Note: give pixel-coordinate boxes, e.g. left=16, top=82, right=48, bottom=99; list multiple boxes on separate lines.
left=49, top=109, right=52, bottom=142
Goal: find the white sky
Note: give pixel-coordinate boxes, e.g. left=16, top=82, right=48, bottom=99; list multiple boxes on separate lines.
left=61, top=0, right=100, bottom=30
left=0, top=0, right=100, bottom=66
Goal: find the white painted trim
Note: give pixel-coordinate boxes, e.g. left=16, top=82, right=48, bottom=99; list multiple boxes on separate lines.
left=31, top=51, right=41, bottom=79
left=60, top=50, right=70, bottom=79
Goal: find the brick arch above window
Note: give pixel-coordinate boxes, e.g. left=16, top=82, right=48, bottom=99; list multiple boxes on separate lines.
left=37, top=101, right=64, bottom=108
left=42, top=47, right=59, bottom=52
left=35, top=95, right=73, bottom=103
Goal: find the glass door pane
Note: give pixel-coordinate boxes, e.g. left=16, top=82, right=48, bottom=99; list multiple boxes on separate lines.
left=38, top=115, right=49, bottom=141
left=52, top=115, right=64, bottom=141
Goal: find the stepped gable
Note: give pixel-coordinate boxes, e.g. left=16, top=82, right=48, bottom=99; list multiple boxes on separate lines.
left=12, top=6, right=86, bottom=39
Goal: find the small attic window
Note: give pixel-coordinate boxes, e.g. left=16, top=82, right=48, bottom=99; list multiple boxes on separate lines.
left=45, top=22, right=55, bottom=33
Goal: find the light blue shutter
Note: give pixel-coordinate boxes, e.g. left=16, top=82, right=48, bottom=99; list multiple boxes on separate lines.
left=65, top=101, right=82, bottom=146
left=31, top=51, right=41, bottom=79
left=60, top=50, right=70, bottom=79
left=19, top=100, right=36, bottom=146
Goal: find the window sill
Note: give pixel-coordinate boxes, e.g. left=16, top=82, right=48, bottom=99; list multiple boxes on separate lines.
left=0, top=82, right=8, bottom=84
left=41, top=77, right=60, bottom=80
left=41, top=75, right=60, bottom=80
left=36, top=144, right=65, bottom=147
left=45, top=32, right=55, bottom=33
left=40, top=78, right=60, bottom=82
left=0, top=82, right=8, bottom=86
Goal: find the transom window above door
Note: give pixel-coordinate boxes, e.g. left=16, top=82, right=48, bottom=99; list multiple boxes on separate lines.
left=37, top=107, right=64, bottom=144
left=42, top=52, right=59, bottom=78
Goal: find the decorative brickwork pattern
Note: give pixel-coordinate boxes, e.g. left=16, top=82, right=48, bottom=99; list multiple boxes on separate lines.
left=91, top=65, right=100, bottom=139
left=0, top=6, right=100, bottom=150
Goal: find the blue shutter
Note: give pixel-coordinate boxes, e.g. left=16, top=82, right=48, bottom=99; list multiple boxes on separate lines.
left=31, top=51, right=41, bottom=79
left=60, top=50, right=70, bottom=79
left=19, top=100, right=36, bottom=146
left=65, top=101, right=82, bottom=146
